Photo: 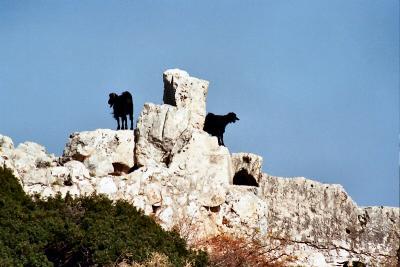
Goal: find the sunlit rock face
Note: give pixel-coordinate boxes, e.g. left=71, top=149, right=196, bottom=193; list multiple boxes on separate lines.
left=1, top=69, right=399, bottom=267
left=162, top=68, right=209, bottom=130
left=260, top=175, right=400, bottom=266
left=63, top=129, right=134, bottom=177
left=134, top=103, right=192, bottom=168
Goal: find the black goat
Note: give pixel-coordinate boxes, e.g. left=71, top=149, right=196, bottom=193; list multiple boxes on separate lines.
left=108, top=91, right=134, bottom=130
left=203, top=112, right=239, bottom=146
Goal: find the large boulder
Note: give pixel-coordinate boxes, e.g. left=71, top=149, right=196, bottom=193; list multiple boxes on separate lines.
left=135, top=69, right=210, bottom=168
left=63, top=129, right=134, bottom=176
left=169, top=130, right=232, bottom=207
left=163, top=69, right=209, bottom=129
left=134, top=103, right=192, bottom=167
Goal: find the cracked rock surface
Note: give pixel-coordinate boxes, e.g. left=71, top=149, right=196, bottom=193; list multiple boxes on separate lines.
left=1, top=69, right=398, bottom=267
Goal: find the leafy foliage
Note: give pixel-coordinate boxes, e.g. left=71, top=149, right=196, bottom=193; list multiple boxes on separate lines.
left=0, top=167, right=207, bottom=266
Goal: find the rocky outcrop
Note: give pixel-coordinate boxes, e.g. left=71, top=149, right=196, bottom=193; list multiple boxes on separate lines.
left=134, top=103, right=193, bottom=167
left=1, top=69, right=398, bottom=267
left=163, top=69, right=209, bottom=130
left=260, top=175, right=400, bottom=266
left=63, top=129, right=134, bottom=176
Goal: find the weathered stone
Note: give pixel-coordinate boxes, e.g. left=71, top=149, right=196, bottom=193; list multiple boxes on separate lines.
left=76, top=179, right=95, bottom=196
left=163, top=69, right=209, bottom=129
left=1, top=69, right=398, bottom=267
left=59, top=184, right=80, bottom=197
left=158, top=206, right=175, bottom=229
left=13, top=142, right=57, bottom=175
left=169, top=130, right=232, bottom=207
left=259, top=175, right=400, bottom=266
left=48, top=166, right=70, bottom=185
left=22, top=168, right=49, bottom=186
left=134, top=103, right=192, bottom=167
left=63, top=160, right=91, bottom=181
left=96, top=176, right=118, bottom=196
left=63, top=129, right=134, bottom=176
left=41, top=186, right=56, bottom=198
left=144, top=183, right=162, bottom=205
left=0, top=134, right=14, bottom=152
left=229, top=186, right=267, bottom=227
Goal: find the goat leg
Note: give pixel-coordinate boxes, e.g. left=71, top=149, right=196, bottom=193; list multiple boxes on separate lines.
left=122, top=115, right=128, bottom=130
left=129, top=113, right=133, bottom=130
left=117, top=117, right=121, bottom=130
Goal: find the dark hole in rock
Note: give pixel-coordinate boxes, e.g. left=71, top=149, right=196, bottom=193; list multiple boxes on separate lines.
left=340, top=261, right=366, bottom=267
left=242, top=156, right=251, bottom=163
left=162, top=153, right=173, bottom=167
left=71, top=154, right=87, bottom=162
left=152, top=205, right=161, bottom=213
left=204, top=205, right=221, bottom=213
left=163, top=77, right=177, bottom=106
left=310, top=184, right=314, bottom=188
left=233, top=169, right=259, bottom=187
left=111, top=162, right=131, bottom=176
left=345, top=228, right=351, bottom=234
left=63, top=176, right=73, bottom=186
left=36, top=161, right=51, bottom=168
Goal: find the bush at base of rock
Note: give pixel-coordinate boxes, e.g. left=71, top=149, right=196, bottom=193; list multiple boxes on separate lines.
left=198, top=234, right=297, bottom=267
left=0, top=167, right=208, bottom=267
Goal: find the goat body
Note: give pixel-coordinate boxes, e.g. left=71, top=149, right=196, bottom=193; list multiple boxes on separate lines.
left=203, top=112, right=239, bottom=146
left=108, top=91, right=134, bottom=130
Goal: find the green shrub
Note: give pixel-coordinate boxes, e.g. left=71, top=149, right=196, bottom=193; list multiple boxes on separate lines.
left=0, top=167, right=208, bottom=267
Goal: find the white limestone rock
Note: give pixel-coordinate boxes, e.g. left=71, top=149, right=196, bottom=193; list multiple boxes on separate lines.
left=169, top=130, right=232, bottom=207
left=158, top=206, right=175, bottom=229
left=63, top=160, right=91, bottom=181
left=163, top=69, right=209, bottom=129
left=59, top=184, right=80, bottom=198
left=76, top=179, right=95, bottom=196
left=134, top=103, right=192, bottom=167
left=13, top=142, right=57, bottom=174
left=0, top=134, right=14, bottom=153
left=0, top=135, right=18, bottom=178
left=0, top=69, right=398, bottom=267
left=96, top=176, right=118, bottom=196
left=144, top=183, right=162, bottom=205
left=41, top=186, right=56, bottom=198
left=22, top=168, right=50, bottom=186
left=63, top=129, right=134, bottom=176
left=259, top=175, right=400, bottom=266
left=47, top=166, right=70, bottom=185
left=229, top=186, right=267, bottom=226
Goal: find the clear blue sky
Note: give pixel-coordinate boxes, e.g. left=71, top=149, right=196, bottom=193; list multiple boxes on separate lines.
left=0, top=1, right=398, bottom=207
